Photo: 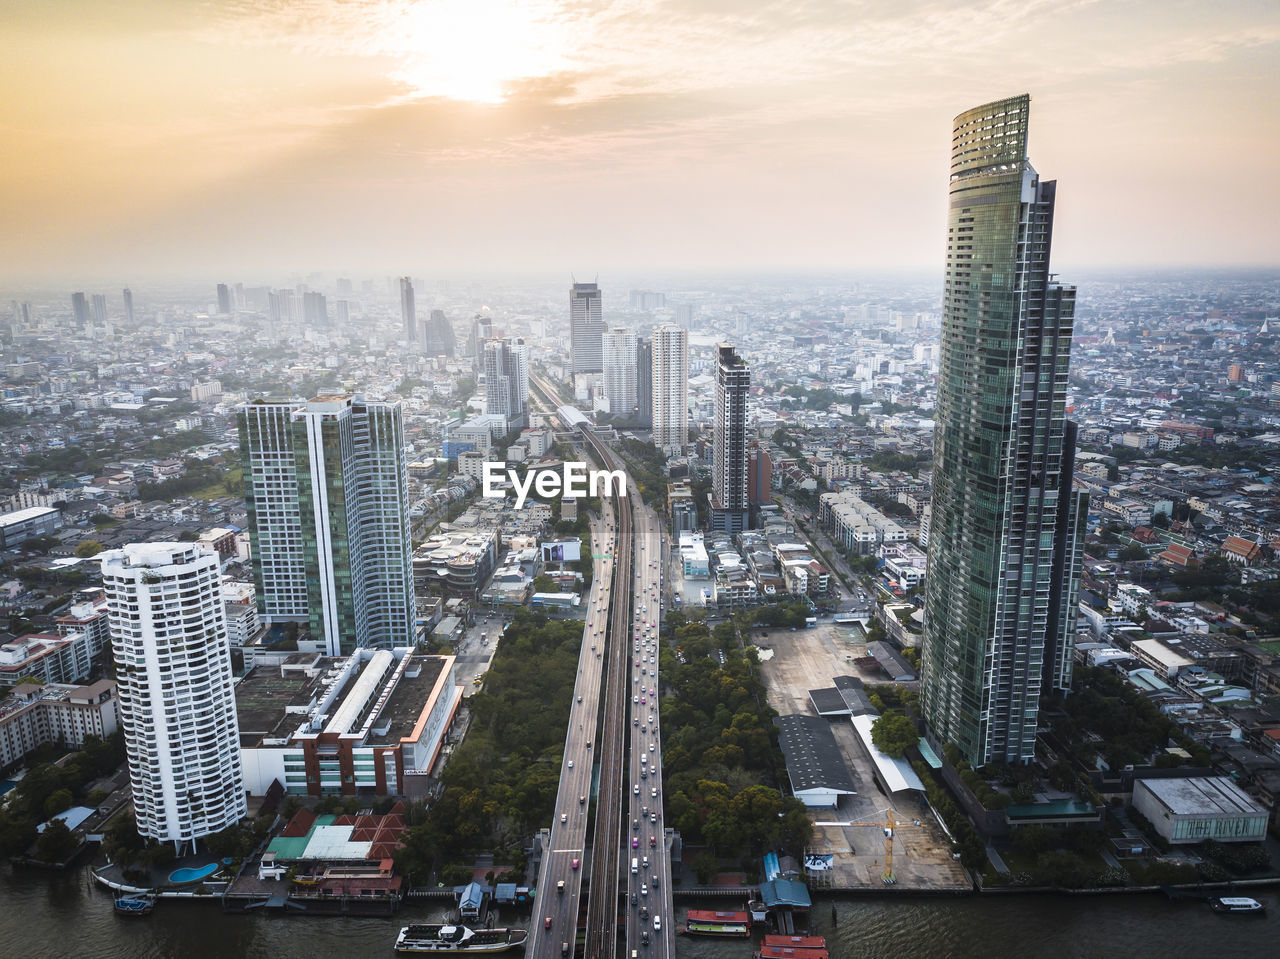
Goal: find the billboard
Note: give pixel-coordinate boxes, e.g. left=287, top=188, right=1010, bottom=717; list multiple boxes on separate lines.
left=541, top=540, right=582, bottom=563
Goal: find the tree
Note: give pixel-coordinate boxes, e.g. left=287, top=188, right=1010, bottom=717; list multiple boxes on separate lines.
left=73, top=540, right=105, bottom=558
left=870, top=711, right=918, bottom=759
left=36, top=818, right=78, bottom=863
left=532, top=574, right=556, bottom=593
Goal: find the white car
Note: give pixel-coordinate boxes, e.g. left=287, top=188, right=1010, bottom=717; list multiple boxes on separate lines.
left=654, top=917, right=661, bottom=931
left=568, top=760, right=574, bottom=768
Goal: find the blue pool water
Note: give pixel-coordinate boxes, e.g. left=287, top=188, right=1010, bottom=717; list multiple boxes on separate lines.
left=167, top=863, right=219, bottom=884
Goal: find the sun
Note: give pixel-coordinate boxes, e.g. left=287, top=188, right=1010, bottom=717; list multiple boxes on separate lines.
left=391, top=0, right=568, bottom=104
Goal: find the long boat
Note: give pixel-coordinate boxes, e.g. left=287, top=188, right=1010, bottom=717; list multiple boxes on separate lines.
left=757, top=933, right=829, bottom=959
left=1209, top=896, right=1265, bottom=915
left=683, top=909, right=750, bottom=937
left=394, top=924, right=529, bottom=953
left=113, top=893, right=156, bottom=917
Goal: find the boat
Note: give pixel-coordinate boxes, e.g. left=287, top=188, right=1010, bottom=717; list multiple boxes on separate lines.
left=683, top=909, right=750, bottom=937
left=757, top=933, right=829, bottom=959
left=394, top=924, right=529, bottom=953
left=1209, top=896, right=1265, bottom=914
left=113, top=893, right=156, bottom=917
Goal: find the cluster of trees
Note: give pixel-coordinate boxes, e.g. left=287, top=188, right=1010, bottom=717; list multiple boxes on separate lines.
left=0, top=732, right=125, bottom=859
left=616, top=438, right=669, bottom=508
left=659, top=620, right=812, bottom=864
left=136, top=459, right=235, bottom=501
left=863, top=450, right=926, bottom=476
left=751, top=600, right=811, bottom=629
left=394, top=611, right=582, bottom=883
left=1056, top=667, right=1209, bottom=769
left=870, top=711, right=917, bottom=759
left=780, top=385, right=850, bottom=412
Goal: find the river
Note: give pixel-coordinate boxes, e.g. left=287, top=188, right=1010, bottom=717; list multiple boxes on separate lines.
left=3, top=864, right=1275, bottom=958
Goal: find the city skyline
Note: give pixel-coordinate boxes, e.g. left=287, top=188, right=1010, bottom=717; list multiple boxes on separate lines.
left=2, top=1, right=1278, bottom=284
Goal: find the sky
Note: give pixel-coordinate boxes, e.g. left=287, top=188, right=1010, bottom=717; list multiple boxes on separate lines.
left=2, top=0, right=1278, bottom=284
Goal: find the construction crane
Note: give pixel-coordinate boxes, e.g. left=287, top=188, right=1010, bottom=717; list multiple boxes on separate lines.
left=882, top=809, right=897, bottom=885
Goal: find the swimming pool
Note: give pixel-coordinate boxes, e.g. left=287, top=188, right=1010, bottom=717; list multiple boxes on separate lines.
left=168, top=863, right=220, bottom=884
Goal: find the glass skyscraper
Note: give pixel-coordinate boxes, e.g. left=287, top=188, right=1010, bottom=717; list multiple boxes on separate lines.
left=238, top=395, right=417, bottom=656
left=920, top=94, right=1088, bottom=766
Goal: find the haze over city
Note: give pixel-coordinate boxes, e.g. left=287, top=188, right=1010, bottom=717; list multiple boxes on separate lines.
left=3, top=0, right=1279, bottom=284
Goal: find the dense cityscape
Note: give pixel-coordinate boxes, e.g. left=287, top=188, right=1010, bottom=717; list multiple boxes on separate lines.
left=3, top=3, right=1280, bottom=958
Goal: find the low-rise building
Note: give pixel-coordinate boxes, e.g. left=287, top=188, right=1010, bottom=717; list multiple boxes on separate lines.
left=0, top=632, right=93, bottom=689
left=238, top=649, right=463, bottom=798
left=0, top=680, right=118, bottom=769
left=1132, top=776, right=1268, bottom=844
left=0, top=505, right=63, bottom=549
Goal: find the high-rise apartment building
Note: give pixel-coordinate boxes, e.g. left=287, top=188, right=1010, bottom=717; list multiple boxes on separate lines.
left=238, top=396, right=416, bottom=656
left=483, top=338, right=529, bottom=430
left=122, top=288, right=134, bottom=324
left=467, top=314, right=493, bottom=370
left=710, top=343, right=750, bottom=534
left=399, top=276, right=416, bottom=345
left=303, top=291, right=328, bottom=326
left=216, top=283, right=232, bottom=314
left=71, top=292, right=89, bottom=327
left=651, top=324, right=688, bottom=456
left=747, top=442, right=772, bottom=508
left=602, top=328, right=638, bottom=418
left=423, top=309, right=457, bottom=357
left=91, top=293, right=107, bottom=326
left=636, top=336, right=653, bottom=427
left=100, top=543, right=246, bottom=853
left=570, top=282, right=604, bottom=374
left=919, top=94, right=1089, bottom=766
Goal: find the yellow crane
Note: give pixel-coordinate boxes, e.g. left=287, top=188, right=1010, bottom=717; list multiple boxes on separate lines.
left=882, top=809, right=897, bottom=885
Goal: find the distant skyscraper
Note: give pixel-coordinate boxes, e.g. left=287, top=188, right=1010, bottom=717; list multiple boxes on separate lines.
left=216, top=283, right=232, bottom=315
left=711, top=343, right=750, bottom=534
left=91, top=293, right=107, bottom=326
left=602, top=328, right=638, bottom=418
left=122, top=288, right=134, bottom=324
left=336, top=277, right=353, bottom=298
left=303, top=291, right=328, bottom=326
left=238, top=396, right=416, bottom=655
left=651, top=324, right=688, bottom=456
left=71, top=292, right=89, bottom=327
left=674, top=303, right=696, bottom=328
left=423, top=308, right=457, bottom=357
left=483, top=338, right=529, bottom=430
left=919, top=94, right=1089, bottom=766
left=467, top=314, right=493, bottom=370
left=636, top=336, right=653, bottom=428
left=570, top=281, right=605, bottom=374
left=335, top=299, right=351, bottom=325
left=268, top=290, right=291, bottom=325
left=399, top=276, right=416, bottom=345
left=100, top=543, right=246, bottom=854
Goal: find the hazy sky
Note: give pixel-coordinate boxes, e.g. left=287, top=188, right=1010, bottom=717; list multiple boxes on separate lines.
left=3, top=0, right=1278, bottom=283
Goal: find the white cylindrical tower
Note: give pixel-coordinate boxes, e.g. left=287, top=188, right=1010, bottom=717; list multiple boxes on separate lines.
left=101, top=543, right=246, bottom=853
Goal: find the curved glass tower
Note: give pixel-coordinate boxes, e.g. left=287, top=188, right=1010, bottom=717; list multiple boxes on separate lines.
left=920, top=95, right=1088, bottom=766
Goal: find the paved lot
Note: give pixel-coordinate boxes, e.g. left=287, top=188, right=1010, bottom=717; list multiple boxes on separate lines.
left=756, top=625, right=968, bottom=892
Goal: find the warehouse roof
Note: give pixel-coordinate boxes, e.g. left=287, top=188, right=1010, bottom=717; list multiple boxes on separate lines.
left=772, top=714, right=856, bottom=795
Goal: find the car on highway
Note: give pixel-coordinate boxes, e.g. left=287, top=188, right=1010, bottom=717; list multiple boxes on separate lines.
left=640, top=884, right=648, bottom=896
left=651, top=813, right=657, bottom=823
left=544, top=917, right=552, bottom=929
left=579, top=794, right=586, bottom=804
left=560, top=813, right=567, bottom=823
left=571, top=858, right=580, bottom=870
left=634, top=785, right=640, bottom=795
left=651, top=787, right=658, bottom=798
left=567, top=760, right=574, bottom=768
left=649, top=835, right=657, bottom=847
left=654, top=917, right=661, bottom=931
left=649, top=743, right=655, bottom=752
left=632, top=837, right=639, bottom=848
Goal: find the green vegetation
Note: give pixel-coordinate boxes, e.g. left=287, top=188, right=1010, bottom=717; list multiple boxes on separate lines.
left=863, top=450, right=926, bottom=476
left=615, top=437, right=669, bottom=509
left=0, top=733, right=125, bottom=858
left=1054, top=667, right=1209, bottom=769
left=660, top=619, right=812, bottom=859
left=870, top=711, right=917, bottom=759
left=73, top=540, right=105, bottom=558
left=394, top=611, right=582, bottom=882
left=750, top=600, right=811, bottom=629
